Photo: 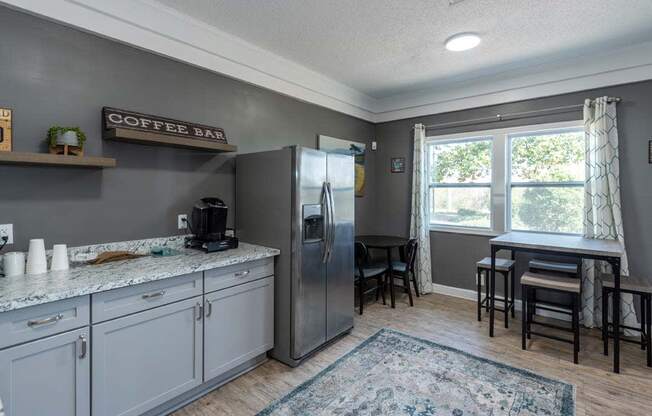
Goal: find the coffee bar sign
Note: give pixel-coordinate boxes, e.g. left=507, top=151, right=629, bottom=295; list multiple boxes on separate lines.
left=103, top=107, right=228, bottom=144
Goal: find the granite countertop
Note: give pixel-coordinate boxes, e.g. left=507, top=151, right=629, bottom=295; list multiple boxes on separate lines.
left=0, top=242, right=279, bottom=313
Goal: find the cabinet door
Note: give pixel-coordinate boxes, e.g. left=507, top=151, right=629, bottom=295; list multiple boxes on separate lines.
left=0, top=328, right=90, bottom=416
left=92, top=297, right=203, bottom=416
left=204, top=276, right=274, bottom=380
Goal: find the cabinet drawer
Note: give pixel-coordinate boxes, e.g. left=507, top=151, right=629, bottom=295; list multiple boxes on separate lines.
left=204, top=258, right=274, bottom=293
left=92, top=272, right=202, bottom=323
left=0, top=296, right=90, bottom=349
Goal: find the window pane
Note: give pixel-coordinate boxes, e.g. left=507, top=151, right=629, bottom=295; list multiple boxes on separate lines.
left=430, top=139, right=492, bottom=184
left=430, top=187, right=491, bottom=228
left=511, top=186, right=583, bottom=233
left=511, top=130, right=584, bottom=183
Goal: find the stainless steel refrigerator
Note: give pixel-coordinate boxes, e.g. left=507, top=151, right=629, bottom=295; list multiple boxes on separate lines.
left=235, top=146, right=354, bottom=367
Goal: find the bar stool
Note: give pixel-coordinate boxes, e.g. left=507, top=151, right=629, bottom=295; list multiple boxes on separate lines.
left=601, top=274, right=652, bottom=367
left=521, top=271, right=582, bottom=364
left=476, top=257, right=516, bottom=326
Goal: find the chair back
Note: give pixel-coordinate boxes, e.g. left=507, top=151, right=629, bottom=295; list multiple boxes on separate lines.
left=355, top=241, right=370, bottom=278
left=406, top=238, right=418, bottom=273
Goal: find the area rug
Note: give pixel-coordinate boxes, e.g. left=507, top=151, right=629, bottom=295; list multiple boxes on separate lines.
left=258, top=328, right=574, bottom=416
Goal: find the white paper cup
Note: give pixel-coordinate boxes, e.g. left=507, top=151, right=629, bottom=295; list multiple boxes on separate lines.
left=26, top=239, right=47, bottom=275
left=50, top=244, right=69, bottom=271
left=3, top=252, right=26, bottom=277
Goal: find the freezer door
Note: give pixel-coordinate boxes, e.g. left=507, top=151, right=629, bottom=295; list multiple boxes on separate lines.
left=326, top=153, right=355, bottom=341
left=291, top=147, right=328, bottom=360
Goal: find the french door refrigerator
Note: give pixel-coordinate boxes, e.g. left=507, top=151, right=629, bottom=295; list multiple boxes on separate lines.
left=236, top=146, right=354, bottom=367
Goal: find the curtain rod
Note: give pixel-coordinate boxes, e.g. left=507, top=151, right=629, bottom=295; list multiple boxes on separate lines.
left=419, top=96, right=621, bottom=131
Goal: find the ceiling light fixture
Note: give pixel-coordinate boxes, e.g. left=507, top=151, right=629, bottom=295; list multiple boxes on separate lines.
left=445, top=33, right=481, bottom=52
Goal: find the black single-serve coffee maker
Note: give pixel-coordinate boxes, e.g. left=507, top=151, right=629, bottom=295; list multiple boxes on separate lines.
left=185, top=197, right=238, bottom=252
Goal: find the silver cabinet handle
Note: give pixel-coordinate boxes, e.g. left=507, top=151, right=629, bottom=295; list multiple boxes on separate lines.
left=194, top=302, right=203, bottom=321
left=77, top=335, right=87, bottom=359
left=27, top=313, right=63, bottom=327
left=205, top=299, right=212, bottom=317
left=234, top=270, right=250, bottom=278
left=142, top=290, right=166, bottom=300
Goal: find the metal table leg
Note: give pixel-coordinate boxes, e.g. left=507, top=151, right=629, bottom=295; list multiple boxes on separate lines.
left=610, top=257, right=621, bottom=373
left=387, top=247, right=395, bottom=308
left=490, top=246, right=497, bottom=337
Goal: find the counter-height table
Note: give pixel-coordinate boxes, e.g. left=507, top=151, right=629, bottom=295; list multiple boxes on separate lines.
left=489, top=232, right=625, bottom=373
left=356, top=235, right=408, bottom=308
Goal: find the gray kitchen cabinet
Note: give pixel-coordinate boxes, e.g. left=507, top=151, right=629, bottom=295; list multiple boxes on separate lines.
left=203, top=276, right=274, bottom=381
left=92, top=296, right=203, bottom=416
left=0, top=327, right=90, bottom=416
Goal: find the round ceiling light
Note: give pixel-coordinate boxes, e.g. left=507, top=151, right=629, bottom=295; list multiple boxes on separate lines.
left=445, top=33, right=481, bottom=52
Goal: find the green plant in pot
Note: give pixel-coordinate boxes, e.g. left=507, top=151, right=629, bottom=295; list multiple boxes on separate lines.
left=47, top=126, right=87, bottom=156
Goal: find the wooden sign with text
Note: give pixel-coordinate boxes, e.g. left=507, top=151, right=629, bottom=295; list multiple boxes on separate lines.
left=102, top=107, right=228, bottom=144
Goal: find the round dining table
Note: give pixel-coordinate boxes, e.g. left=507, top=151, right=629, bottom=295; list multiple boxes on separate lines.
left=355, top=235, right=409, bottom=308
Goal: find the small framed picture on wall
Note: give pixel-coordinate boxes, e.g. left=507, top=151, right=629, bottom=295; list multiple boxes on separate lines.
left=391, top=157, right=405, bottom=173
left=649, top=139, right=652, bottom=164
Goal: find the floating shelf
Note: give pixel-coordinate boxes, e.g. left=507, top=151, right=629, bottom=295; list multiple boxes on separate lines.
left=0, top=151, right=116, bottom=168
left=104, top=128, right=238, bottom=153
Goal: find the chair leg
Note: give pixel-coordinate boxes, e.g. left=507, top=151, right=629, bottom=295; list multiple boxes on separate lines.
left=379, top=275, right=386, bottom=305
left=527, top=288, right=534, bottom=340
left=412, top=270, right=420, bottom=297
left=573, top=293, right=580, bottom=364
left=641, top=295, right=647, bottom=350
left=358, top=277, right=365, bottom=315
left=404, top=272, right=414, bottom=307
left=477, top=268, right=482, bottom=322
left=485, top=271, right=490, bottom=312
left=645, top=295, right=652, bottom=367
left=510, top=268, right=516, bottom=318
left=602, top=288, right=609, bottom=356
left=503, top=271, right=509, bottom=329
left=522, top=284, right=528, bottom=350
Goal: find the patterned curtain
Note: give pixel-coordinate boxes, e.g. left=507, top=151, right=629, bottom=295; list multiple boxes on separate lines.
left=410, top=124, right=433, bottom=294
left=581, top=97, right=637, bottom=330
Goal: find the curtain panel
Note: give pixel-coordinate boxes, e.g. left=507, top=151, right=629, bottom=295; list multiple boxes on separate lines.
left=410, top=124, right=433, bottom=294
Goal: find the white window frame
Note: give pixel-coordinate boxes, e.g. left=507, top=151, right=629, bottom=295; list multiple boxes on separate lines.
left=426, top=120, right=583, bottom=236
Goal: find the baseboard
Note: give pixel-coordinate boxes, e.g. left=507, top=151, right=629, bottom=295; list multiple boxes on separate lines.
left=431, top=283, right=571, bottom=322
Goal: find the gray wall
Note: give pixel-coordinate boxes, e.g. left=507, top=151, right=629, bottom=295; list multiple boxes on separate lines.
left=0, top=7, right=375, bottom=251
left=374, top=81, right=652, bottom=291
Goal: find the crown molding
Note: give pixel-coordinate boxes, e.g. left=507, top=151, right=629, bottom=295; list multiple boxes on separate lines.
left=3, top=0, right=652, bottom=124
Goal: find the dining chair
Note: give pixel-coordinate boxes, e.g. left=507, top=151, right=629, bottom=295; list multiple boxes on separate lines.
left=521, top=271, right=582, bottom=364
left=355, top=242, right=387, bottom=315
left=601, top=274, right=652, bottom=368
left=390, top=238, right=418, bottom=306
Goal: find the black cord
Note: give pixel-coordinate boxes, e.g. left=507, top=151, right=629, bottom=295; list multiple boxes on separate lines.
left=0, top=236, right=7, bottom=253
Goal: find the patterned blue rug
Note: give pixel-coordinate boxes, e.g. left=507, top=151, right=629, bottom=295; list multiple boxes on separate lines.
left=258, top=328, right=574, bottom=416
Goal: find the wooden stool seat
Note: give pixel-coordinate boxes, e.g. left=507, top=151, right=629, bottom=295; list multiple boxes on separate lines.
left=476, top=257, right=515, bottom=272
left=529, top=259, right=578, bottom=275
left=601, top=275, right=652, bottom=294
left=521, top=271, right=581, bottom=293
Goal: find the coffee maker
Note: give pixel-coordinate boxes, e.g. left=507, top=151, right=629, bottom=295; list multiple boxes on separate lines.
left=185, top=197, right=238, bottom=252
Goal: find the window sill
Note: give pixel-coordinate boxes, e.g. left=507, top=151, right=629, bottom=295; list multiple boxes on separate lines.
left=429, top=226, right=500, bottom=237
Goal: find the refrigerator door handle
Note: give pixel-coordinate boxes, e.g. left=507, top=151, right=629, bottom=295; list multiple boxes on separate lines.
left=326, top=182, right=335, bottom=262
left=321, top=181, right=331, bottom=263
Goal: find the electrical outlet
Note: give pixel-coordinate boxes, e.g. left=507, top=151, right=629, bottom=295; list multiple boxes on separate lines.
left=0, top=224, right=14, bottom=244
left=177, top=214, right=188, bottom=230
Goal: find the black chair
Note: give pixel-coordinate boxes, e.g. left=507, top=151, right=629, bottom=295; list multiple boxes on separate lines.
left=601, top=274, right=652, bottom=368
left=390, top=238, right=418, bottom=306
left=355, top=242, right=387, bottom=315
left=476, top=257, right=516, bottom=325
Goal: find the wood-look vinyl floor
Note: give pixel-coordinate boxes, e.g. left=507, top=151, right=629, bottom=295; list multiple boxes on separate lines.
left=173, top=292, right=652, bottom=416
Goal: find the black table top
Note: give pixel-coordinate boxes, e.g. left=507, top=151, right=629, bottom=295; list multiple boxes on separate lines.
left=356, top=235, right=408, bottom=248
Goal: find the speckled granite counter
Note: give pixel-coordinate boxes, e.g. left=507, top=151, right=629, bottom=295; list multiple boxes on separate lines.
left=0, top=240, right=279, bottom=313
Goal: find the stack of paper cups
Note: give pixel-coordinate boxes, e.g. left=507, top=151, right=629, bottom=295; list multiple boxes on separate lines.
left=51, top=244, right=69, bottom=271
left=26, top=239, right=47, bottom=275
left=3, top=252, right=26, bottom=277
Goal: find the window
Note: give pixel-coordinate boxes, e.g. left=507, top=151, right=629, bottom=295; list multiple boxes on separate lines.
left=428, top=138, right=493, bottom=229
left=509, top=129, right=584, bottom=234
left=426, top=121, right=584, bottom=235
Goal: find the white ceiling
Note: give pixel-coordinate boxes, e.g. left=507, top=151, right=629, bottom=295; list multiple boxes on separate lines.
left=4, top=0, right=652, bottom=122
left=155, top=0, right=652, bottom=98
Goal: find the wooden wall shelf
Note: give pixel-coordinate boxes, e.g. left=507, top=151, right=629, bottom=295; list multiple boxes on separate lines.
left=104, top=128, right=238, bottom=153
left=0, top=151, right=116, bottom=168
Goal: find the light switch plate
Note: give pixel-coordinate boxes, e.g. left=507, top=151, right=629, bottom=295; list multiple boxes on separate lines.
left=177, top=214, right=188, bottom=230
left=0, top=224, right=13, bottom=244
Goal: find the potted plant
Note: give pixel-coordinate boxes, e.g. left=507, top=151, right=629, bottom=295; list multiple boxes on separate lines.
left=47, top=126, right=87, bottom=156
